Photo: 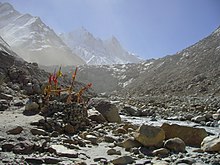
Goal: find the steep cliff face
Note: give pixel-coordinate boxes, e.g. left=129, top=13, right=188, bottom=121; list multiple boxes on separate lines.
left=0, top=2, right=85, bottom=66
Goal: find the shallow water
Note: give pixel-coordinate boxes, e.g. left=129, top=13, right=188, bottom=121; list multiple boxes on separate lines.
left=121, top=115, right=220, bottom=136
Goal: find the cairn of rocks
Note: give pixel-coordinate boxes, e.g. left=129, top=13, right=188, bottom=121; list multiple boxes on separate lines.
left=35, top=100, right=89, bottom=134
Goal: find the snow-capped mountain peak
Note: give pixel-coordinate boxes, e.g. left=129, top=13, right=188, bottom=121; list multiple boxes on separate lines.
left=60, top=28, right=141, bottom=65
left=0, top=2, right=85, bottom=66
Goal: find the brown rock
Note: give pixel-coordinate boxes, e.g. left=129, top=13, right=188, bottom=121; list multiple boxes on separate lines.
left=161, top=123, right=207, bottom=147
left=152, top=148, right=170, bottom=156
left=85, top=134, right=98, bottom=144
left=63, top=123, right=75, bottom=134
left=164, top=137, right=186, bottom=153
left=23, top=102, right=39, bottom=116
left=121, top=137, right=142, bottom=149
left=201, top=136, right=220, bottom=152
left=30, top=128, right=47, bottom=136
left=134, top=124, right=165, bottom=147
left=7, top=126, right=23, bottom=135
left=115, top=127, right=127, bottom=134
left=111, top=156, right=134, bottom=165
left=90, top=99, right=121, bottom=123
left=2, top=142, right=15, bottom=152
left=104, top=135, right=117, bottom=143
left=88, top=108, right=107, bottom=123
left=107, top=148, right=121, bottom=155
left=13, top=140, right=35, bottom=154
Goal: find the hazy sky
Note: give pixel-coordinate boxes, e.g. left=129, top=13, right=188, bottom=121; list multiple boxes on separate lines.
left=2, top=0, right=220, bottom=59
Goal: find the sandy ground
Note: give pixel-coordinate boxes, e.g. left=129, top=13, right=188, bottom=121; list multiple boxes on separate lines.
left=0, top=107, right=43, bottom=137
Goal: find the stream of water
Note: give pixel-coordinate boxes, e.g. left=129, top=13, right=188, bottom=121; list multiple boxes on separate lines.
left=121, top=115, right=220, bottom=136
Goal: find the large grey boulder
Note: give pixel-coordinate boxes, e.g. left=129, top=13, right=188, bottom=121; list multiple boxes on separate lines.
left=89, top=98, right=121, bottom=123
left=134, top=124, right=165, bottom=147
left=161, top=123, right=208, bottom=147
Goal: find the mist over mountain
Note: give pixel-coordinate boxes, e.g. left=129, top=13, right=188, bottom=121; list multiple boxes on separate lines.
left=0, top=2, right=85, bottom=66
left=60, top=27, right=142, bottom=65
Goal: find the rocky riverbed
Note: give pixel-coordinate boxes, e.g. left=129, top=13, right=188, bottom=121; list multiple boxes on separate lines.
left=0, top=88, right=220, bottom=165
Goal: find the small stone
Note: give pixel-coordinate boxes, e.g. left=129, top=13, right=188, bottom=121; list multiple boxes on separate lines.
left=121, top=137, right=142, bottom=149
left=25, top=157, right=44, bottom=164
left=13, top=140, right=35, bottom=154
left=107, top=148, right=121, bottom=155
left=111, top=155, right=134, bottom=164
left=49, top=144, right=78, bottom=158
left=212, top=113, right=220, bottom=120
left=30, top=128, right=47, bottom=136
left=192, top=115, right=206, bottom=123
left=7, top=126, right=23, bottom=135
left=85, top=134, right=98, bottom=144
left=104, top=135, right=117, bottom=143
left=0, top=136, right=6, bottom=141
left=43, top=157, right=62, bottom=164
left=63, top=123, right=75, bottom=134
left=115, top=127, right=127, bottom=134
left=23, top=102, right=39, bottom=116
left=2, top=142, right=15, bottom=152
left=152, top=148, right=170, bottom=156
left=0, top=99, right=9, bottom=111
left=0, top=93, right=13, bottom=100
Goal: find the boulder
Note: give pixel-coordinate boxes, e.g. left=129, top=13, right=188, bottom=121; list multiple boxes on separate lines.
left=134, top=124, right=165, bottom=147
left=121, top=137, right=142, bottom=149
left=90, top=98, right=121, bottom=123
left=7, top=126, right=23, bottom=135
left=87, top=108, right=107, bottom=123
left=111, top=156, right=134, bottom=165
left=164, top=137, right=186, bottom=153
left=23, top=102, right=39, bottom=116
left=201, top=136, right=220, bottom=152
left=122, top=105, right=141, bottom=116
left=161, top=123, right=208, bottom=147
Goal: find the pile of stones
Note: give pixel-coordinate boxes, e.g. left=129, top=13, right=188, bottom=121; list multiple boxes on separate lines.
left=32, top=100, right=90, bottom=135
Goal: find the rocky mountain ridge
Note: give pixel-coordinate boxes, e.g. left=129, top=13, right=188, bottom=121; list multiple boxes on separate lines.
left=60, top=27, right=141, bottom=65
left=0, top=2, right=85, bottom=66
left=56, top=26, right=220, bottom=97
